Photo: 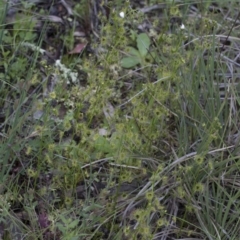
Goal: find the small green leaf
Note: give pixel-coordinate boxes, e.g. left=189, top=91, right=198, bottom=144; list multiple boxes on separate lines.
left=137, top=33, right=151, bottom=57
left=59, top=215, right=70, bottom=225
left=68, top=219, right=79, bottom=229
left=120, top=57, right=141, bottom=68
left=94, top=135, right=112, bottom=153
left=126, top=46, right=141, bottom=57
left=56, top=223, right=65, bottom=233
left=129, top=29, right=137, bottom=41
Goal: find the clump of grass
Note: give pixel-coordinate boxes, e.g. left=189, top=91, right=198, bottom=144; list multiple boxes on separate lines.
left=1, top=0, right=240, bottom=239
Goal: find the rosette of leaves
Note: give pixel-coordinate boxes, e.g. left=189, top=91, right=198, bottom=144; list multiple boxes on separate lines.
left=121, top=33, right=151, bottom=68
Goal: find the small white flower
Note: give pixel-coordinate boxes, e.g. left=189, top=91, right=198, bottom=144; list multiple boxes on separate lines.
left=180, top=23, right=185, bottom=29
left=119, top=11, right=125, bottom=18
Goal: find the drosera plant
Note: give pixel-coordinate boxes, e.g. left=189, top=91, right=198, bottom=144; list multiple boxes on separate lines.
left=55, top=214, right=80, bottom=240
left=0, top=1, right=189, bottom=239
left=2, top=0, right=240, bottom=239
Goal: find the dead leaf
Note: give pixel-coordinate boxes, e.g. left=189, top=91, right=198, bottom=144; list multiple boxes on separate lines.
left=103, top=102, right=115, bottom=119
left=25, top=131, right=40, bottom=139
left=42, top=15, right=64, bottom=24
left=38, top=212, right=50, bottom=229
left=73, top=31, right=86, bottom=37
left=99, top=128, right=109, bottom=136
left=68, top=43, right=87, bottom=54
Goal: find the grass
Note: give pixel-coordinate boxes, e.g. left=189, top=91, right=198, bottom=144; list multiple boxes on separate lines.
left=1, top=0, right=240, bottom=239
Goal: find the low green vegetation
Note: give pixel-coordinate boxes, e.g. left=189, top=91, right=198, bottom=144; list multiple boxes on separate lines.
left=1, top=0, right=240, bottom=239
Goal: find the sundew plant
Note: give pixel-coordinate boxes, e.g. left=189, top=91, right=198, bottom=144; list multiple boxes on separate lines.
left=1, top=0, right=240, bottom=239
